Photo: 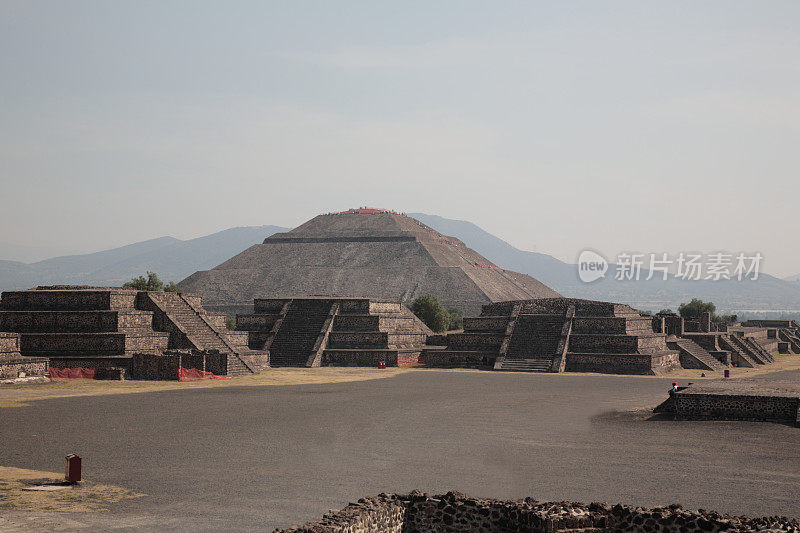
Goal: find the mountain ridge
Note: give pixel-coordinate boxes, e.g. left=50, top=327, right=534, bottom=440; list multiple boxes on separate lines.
left=0, top=225, right=288, bottom=290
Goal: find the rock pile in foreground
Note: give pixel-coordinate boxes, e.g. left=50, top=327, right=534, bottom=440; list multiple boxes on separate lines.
left=276, top=490, right=799, bottom=532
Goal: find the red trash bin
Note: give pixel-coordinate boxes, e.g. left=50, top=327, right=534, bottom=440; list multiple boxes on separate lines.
left=65, top=454, right=81, bottom=483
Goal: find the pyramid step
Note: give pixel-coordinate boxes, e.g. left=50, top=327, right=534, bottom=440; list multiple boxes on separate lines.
left=497, top=358, right=553, bottom=372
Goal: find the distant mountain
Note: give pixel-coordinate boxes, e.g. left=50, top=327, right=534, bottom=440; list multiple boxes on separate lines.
left=0, top=242, right=77, bottom=263
left=785, top=273, right=800, bottom=283
left=0, top=226, right=287, bottom=292
left=410, top=213, right=800, bottom=313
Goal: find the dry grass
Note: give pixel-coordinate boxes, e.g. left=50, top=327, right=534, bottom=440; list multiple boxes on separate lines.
left=0, top=367, right=412, bottom=408
left=0, top=466, right=143, bottom=513
left=2, top=356, right=798, bottom=409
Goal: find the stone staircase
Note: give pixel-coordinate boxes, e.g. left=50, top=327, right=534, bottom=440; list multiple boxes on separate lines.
left=727, top=334, right=770, bottom=365
left=718, top=336, right=757, bottom=368
left=740, top=336, right=774, bottom=363
left=498, top=358, right=553, bottom=372
left=498, top=314, right=564, bottom=372
left=672, top=338, right=726, bottom=371
left=268, top=299, right=334, bottom=367
left=145, top=292, right=265, bottom=376
left=779, top=329, right=800, bottom=353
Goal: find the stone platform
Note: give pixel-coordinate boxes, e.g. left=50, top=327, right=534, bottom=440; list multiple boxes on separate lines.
left=0, top=286, right=267, bottom=378
left=236, top=296, right=431, bottom=367
left=656, top=379, right=800, bottom=425
left=426, top=298, right=681, bottom=375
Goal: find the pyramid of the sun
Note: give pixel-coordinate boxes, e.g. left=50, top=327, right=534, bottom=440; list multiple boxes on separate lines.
left=179, top=209, right=561, bottom=315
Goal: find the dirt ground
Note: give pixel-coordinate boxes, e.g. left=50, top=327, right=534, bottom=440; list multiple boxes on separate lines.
left=1, top=360, right=798, bottom=531
left=0, top=367, right=413, bottom=408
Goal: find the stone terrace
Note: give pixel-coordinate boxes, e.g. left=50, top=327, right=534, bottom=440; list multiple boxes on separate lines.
left=0, top=286, right=267, bottom=378
left=425, top=298, right=681, bottom=375
left=236, top=296, right=431, bottom=367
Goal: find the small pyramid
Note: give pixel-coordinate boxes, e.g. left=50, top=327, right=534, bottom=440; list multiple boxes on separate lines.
left=179, top=209, right=561, bottom=314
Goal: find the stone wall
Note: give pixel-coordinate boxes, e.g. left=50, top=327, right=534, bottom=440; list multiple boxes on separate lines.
left=131, top=351, right=229, bottom=379
left=565, top=352, right=680, bottom=375
left=20, top=332, right=126, bottom=356
left=236, top=314, right=279, bottom=331
left=277, top=491, right=799, bottom=532
left=462, top=317, right=507, bottom=332
left=0, top=290, right=112, bottom=311
left=321, top=350, right=398, bottom=367
left=131, top=353, right=180, bottom=380
left=327, top=332, right=388, bottom=349
left=0, top=332, right=20, bottom=354
left=423, top=350, right=494, bottom=369
left=0, top=358, right=48, bottom=380
left=675, top=393, right=800, bottom=423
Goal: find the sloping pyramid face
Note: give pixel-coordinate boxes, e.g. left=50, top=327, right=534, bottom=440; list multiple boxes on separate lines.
left=178, top=210, right=561, bottom=314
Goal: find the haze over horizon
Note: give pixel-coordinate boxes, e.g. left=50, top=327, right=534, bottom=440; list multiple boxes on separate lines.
left=1, top=2, right=798, bottom=276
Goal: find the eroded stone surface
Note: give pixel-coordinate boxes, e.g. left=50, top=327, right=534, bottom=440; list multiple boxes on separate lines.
left=277, top=491, right=800, bottom=532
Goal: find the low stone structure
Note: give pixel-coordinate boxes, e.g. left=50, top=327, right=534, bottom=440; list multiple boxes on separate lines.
left=654, top=313, right=783, bottom=372
left=0, top=286, right=268, bottom=378
left=277, top=490, right=799, bottom=532
left=425, top=298, right=681, bottom=375
left=0, top=331, right=48, bottom=381
left=741, top=319, right=800, bottom=354
left=236, top=297, right=431, bottom=367
left=655, top=379, right=800, bottom=426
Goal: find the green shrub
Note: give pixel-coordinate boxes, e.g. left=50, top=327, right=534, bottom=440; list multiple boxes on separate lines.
left=447, top=307, right=464, bottom=331
left=123, top=271, right=181, bottom=293
left=411, top=294, right=451, bottom=333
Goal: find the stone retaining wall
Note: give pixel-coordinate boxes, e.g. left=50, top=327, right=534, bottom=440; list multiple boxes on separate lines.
left=321, top=350, right=398, bottom=367
left=0, top=332, right=20, bottom=353
left=0, top=290, right=113, bottom=311
left=565, top=352, right=680, bottom=375
left=277, top=491, right=799, bottom=532
left=675, top=393, right=800, bottom=423
left=130, top=351, right=229, bottom=379
left=423, top=350, right=493, bottom=369
left=0, top=358, right=48, bottom=380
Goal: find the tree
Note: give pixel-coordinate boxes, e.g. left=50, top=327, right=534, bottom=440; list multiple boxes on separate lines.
left=447, top=307, right=464, bottom=331
left=677, top=299, right=736, bottom=324
left=657, top=308, right=675, bottom=315
left=164, top=281, right=182, bottom=293
left=123, top=271, right=164, bottom=291
left=713, top=313, right=738, bottom=325
left=225, top=316, right=237, bottom=330
left=123, top=271, right=182, bottom=292
left=411, top=294, right=451, bottom=333
left=678, top=298, right=716, bottom=320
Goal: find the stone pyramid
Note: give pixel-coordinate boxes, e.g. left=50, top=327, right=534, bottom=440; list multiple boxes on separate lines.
left=178, top=209, right=560, bottom=314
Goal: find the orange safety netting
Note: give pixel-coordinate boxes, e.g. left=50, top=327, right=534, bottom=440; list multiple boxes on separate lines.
left=48, top=367, right=96, bottom=380
left=178, top=368, right=228, bottom=381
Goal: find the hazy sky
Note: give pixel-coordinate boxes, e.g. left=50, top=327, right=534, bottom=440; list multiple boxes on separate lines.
left=1, top=2, right=798, bottom=276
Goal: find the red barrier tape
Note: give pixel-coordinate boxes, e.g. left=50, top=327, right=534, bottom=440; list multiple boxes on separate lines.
left=48, top=367, right=96, bottom=380
left=178, top=368, right=228, bottom=381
